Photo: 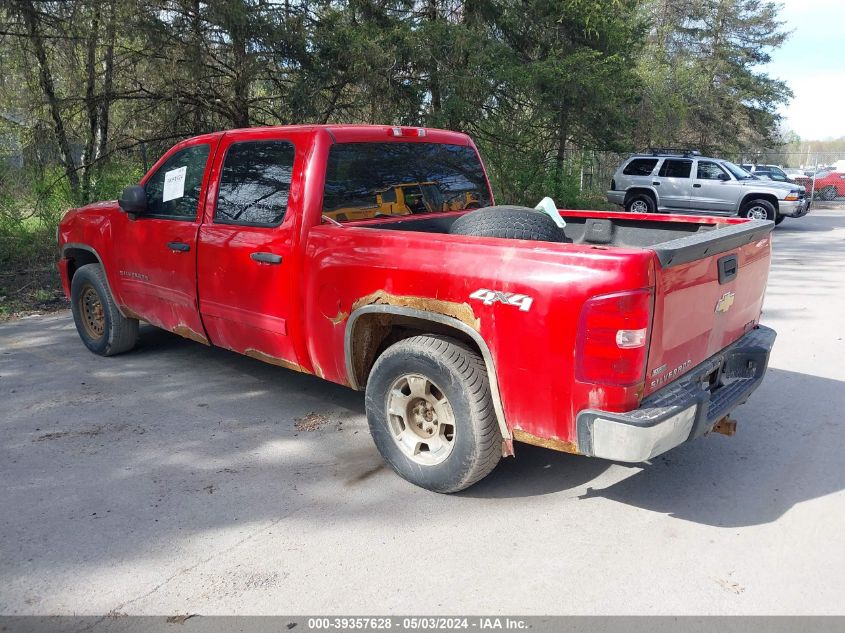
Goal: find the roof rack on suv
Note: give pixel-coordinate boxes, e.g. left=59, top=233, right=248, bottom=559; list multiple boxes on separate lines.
left=640, top=148, right=702, bottom=158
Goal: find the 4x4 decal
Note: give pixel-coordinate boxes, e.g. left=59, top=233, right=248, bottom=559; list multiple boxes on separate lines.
left=469, top=288, right=534, bottom=312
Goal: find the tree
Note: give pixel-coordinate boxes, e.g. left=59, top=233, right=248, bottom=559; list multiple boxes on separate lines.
left=0, top=0, right=795, bottom=211
left=636, top=0, right=792, bottom=153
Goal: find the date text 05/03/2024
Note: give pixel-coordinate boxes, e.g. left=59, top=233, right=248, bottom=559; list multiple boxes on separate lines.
left=306, top=617, right=529, bottom=630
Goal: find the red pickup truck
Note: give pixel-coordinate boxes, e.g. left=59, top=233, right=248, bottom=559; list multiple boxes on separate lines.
left=58, top=124, right=776, bottom=492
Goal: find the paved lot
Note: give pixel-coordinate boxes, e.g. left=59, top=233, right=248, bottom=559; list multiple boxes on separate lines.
left=1, top=205, right=844, bottom=616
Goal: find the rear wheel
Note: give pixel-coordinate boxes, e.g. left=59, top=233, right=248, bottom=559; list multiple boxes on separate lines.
left=365, top=335, right=502, bottom=493
left=70, top=263, right=139, bottom=356
left=740, top=199, right=776, bottom=221
left=820, top=186, right=837, bottom=201
left=625, top=193, right=656, bottom=214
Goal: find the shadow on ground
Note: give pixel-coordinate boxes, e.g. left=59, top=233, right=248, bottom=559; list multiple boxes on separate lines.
left=2, top=316, right=842, bottom=572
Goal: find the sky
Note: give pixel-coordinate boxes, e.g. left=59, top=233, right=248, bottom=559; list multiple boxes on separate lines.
left=763, top=0, right=845, bottom=140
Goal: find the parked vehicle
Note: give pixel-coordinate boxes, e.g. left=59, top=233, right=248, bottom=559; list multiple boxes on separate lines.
left=794, top=170, right=845, bottom=201
left=608, top=151, right=809, bottom=225
left=784, top=168, right=805, bottom=179
left=58, top=126, right=777, bottom=492
left=803, top=166, right=832, bottom=178
left=740, top=164, right=795, bottom=183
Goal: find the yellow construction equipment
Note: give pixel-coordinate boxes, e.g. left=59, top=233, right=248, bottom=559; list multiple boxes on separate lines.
left=324, top=182, right=480, bottom=222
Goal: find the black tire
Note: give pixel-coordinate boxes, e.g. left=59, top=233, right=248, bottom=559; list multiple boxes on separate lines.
left=740, top=198, right=776, bottom=221
left=774, top=213, right=785, bottom=225
left=624, top=192, right=656, bottom=214
left=820, top=186, right=837, bottom=201
left=449, top=205, right=566, bottom=243
left=70, top=263, right=139, bottom=356
left=365, top=335, right=502, bottom=493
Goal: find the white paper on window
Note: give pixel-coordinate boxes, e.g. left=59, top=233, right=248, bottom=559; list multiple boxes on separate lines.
left=162, top=166, right=187, bottom=202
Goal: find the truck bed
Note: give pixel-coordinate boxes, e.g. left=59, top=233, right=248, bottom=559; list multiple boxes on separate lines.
left=348, top=207, right=774, bottom=405
left=358, top=209, right=771, bottom=267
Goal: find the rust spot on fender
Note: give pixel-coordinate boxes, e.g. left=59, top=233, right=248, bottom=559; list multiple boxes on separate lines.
left=351, top=290, right=480, bottom=331
left=512, top=428, right=580, bottom=455
left=244, top=348, right=309, bottom=373
left=120, top=306, right=144, bottom=321
left=173, top=324, right=210, bottom=346
left=312, top=360, right=325, bottom=379
left=328, top=310, right=349, bottom=326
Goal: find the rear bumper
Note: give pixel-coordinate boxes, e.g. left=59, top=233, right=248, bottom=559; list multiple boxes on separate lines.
left=576, top=325, right=776, bottom=462
left=606, top=190, right=625, bottom=206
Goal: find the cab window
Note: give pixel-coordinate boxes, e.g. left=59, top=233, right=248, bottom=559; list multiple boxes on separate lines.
left=144, top=144, right=211, bottom=219
left=322, top=142, right=491, bottom=222
left=697, top=161, right=727, bottom=180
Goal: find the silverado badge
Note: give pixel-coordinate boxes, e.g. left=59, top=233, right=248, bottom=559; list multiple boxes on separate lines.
left=715, top=292, right=735, bottom=314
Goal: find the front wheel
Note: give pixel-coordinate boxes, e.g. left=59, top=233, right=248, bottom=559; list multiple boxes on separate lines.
left=774, top=213, right=785, bottom=225
left=70, top=263, right=139, bottom=356
left=740, top=199, right=776, bottom=221
left=365, top=335, right=502, bottom=493
left=820, top=186, right=837, bottom=201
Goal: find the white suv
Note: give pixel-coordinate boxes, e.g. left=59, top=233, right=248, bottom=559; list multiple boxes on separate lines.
left=607, top=151, right=810, bottom=225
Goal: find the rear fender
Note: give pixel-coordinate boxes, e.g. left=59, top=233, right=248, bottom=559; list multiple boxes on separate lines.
left=345, top=304, right=511, bottom=442
left=624, top=187, right=658, bottom=205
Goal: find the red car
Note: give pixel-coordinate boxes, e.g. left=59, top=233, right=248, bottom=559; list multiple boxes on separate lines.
left=795, top=170, right=845, bottom=201
left=58, top=125, right=776, bottom=492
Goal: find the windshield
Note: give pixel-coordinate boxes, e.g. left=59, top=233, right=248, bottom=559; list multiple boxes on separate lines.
left=722, top=161, right=756, bottom=180
left=322, top=142, right=491, bottom=222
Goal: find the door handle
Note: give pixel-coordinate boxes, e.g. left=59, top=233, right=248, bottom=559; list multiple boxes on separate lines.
left=693, top=183, right=702, bottom=188
left=250, top=252, right=283, bottom=264
left=652, top=181, right=661, bottom=186
left=167, top=241, right=190, bottom=252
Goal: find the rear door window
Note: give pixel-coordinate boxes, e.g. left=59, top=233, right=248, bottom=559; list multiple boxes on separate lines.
left=658, top=159, right=692, bottom=179
left=623, top=158, right=658, bottom=176
left=214, top=140, right=295, bottom=227
left=322, top=142, right=491, bottom=222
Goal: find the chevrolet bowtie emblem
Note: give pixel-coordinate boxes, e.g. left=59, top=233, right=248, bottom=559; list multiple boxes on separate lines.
left=715, top=292, right=735, bottom=313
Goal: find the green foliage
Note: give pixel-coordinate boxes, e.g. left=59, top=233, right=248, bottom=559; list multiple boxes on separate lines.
left=0, top=0, right=794, bottom=286
left=0, top=160, right=142, bottom=280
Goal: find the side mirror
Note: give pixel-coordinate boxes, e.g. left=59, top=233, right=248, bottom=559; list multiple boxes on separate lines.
left=718, top=173, right=730, bottom=181
left=119, top=185, right=147, bottom=214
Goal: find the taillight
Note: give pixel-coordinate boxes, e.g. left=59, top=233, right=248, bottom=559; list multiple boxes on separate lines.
left=611, top=178, right=617, bottom=190
left=390, top=126, right=426, bottom=137
left=576, top=289, right=654, bottom=387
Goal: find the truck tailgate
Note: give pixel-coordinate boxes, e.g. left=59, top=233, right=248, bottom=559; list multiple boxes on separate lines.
left=643, top=219, right=774, bottom=397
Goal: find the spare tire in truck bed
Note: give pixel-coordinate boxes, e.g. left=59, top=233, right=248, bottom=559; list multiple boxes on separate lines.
left=449, top=205, right=567, bottom=243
